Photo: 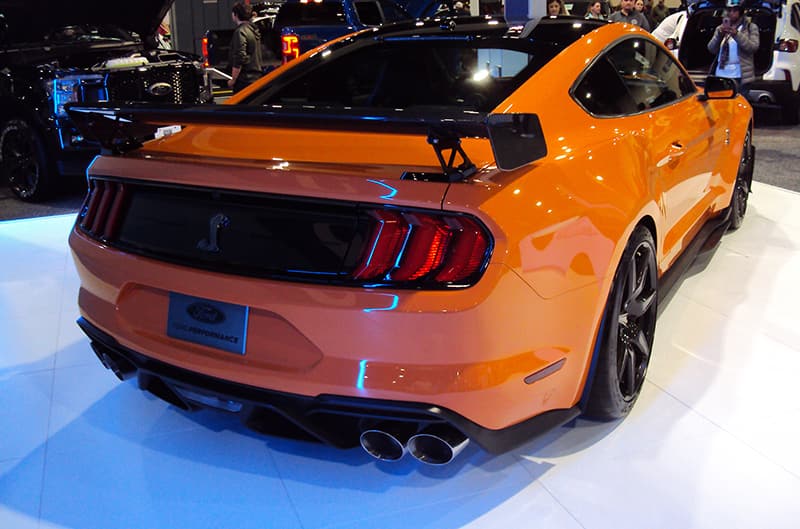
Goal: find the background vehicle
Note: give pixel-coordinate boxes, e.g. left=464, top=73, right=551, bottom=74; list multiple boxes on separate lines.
left=67, top=17, right=753, bottom=465
left=678, top=0, right=800, bottom=124
left=0, top=0, right=211, bottom=201
left=275, top=0, right=443, bottom=62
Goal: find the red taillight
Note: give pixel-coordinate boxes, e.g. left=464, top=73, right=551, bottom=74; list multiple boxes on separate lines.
left=664, top=38, right=677, bottom=51
left=201, top=37, right=209, bottom=68
left=352, top=210, right=409, bottom=280
left=389, top=214, right=452, bottom=281
left=434, top=217, right=490, bottom=283
left=281, top=34, right=300, bottom=63
left=352, top=209, right=491, bottom=286
left=79, top=180, right=128, bottom=241
left=776, top=39, right=798, bottom=53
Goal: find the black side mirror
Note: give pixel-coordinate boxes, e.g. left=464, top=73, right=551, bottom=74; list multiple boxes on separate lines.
left=698, top=76, right=738, bottom=101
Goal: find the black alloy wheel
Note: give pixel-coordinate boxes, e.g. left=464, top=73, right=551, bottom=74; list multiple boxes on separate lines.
left=584, top=225, right=658, bottom=420
left=729, top=128, right=752, bottom=230
left=0, top=119, right=52, bottom=201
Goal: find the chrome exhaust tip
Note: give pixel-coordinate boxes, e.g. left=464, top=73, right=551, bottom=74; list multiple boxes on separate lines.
left=359, top=422, right=417, bottom=462
left=407, top=425, right=469, bottom=465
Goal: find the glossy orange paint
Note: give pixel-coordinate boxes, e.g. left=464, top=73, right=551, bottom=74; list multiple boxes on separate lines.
left=69, top=22, right=751, bottom=432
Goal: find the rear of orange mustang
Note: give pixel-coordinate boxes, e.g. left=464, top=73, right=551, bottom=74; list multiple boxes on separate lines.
left=66, top=17, right=739, bottom=464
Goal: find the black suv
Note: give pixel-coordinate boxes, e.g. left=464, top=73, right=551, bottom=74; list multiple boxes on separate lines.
left=0, top=0, right=212, bottom=201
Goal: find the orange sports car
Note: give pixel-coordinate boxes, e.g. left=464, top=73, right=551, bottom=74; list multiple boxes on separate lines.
left=67, top=16, right=754, bottom=465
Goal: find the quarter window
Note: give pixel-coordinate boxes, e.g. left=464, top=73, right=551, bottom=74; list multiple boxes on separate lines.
left=573, top=38, right=695, bottom=116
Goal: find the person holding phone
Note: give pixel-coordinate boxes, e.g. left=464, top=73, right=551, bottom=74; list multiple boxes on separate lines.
left=707, top=0, right=760, bottom=97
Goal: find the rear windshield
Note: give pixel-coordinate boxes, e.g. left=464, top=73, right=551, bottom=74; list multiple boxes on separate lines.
left=275, top=3, right=347, bottom=27
left=243, top=23, right=594, bottom=112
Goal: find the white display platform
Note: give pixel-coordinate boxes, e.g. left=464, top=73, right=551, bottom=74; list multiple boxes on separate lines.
left=2, top=181, right=799, bottom=529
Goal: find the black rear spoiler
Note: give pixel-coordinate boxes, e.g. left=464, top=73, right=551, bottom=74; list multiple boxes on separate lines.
left=66, top=103, right=547, bottom=177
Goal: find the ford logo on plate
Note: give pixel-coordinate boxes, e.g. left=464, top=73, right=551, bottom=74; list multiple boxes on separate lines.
left=186, top=302, right=226, bottom=324
left=147, top=82, right=173, bottom=97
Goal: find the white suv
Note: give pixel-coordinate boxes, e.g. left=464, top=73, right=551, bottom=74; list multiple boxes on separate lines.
left=664, top=0, right=800, bottom=124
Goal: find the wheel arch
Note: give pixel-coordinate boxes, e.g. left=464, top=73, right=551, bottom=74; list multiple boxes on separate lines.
left=576, top=215, right=657, bottom=411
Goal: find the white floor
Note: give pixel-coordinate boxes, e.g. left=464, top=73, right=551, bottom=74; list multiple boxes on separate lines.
left=1, top=181, right=799, bottom=529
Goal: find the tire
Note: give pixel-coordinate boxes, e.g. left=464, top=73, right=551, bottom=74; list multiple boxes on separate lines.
left=0, top=118, right=54, bottom=201
left=729, top=127, right=752, bottom=231
left=583, top=225, right=658, bottom=421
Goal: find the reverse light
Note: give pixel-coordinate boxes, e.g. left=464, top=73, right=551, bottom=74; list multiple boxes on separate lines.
left=352, top=209, right=491, bottom=287
left=282, top=34, right=300, bottom=63
left=776, top=39, right=798, bottom=53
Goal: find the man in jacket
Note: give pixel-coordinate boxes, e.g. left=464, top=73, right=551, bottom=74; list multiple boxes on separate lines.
left=707, top=0, right=759, bottom=97
left=228, top=2, right=264, bottom=93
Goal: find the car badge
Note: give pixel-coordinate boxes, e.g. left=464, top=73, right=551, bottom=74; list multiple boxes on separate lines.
left=186, top=302, right=227, bottom=324
left=197, top=213, right=230, bottom=253
left=147, top=82, right=173, bottom=97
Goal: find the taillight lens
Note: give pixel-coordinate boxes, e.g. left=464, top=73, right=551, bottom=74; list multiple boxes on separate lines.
left=664, top=38, right=677, bottom=51
left=201, top=37, right=209, bottom=68
left=78, top=179, right=129, bottom=242
left=281, top=34, right=300, bottom=63
left=776, top=39, right=798, bottom=53
left=352, top=209, right=491, bottom=287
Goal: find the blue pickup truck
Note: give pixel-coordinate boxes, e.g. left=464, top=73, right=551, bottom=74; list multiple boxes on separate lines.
left=276, top=0, right=446, bottom=62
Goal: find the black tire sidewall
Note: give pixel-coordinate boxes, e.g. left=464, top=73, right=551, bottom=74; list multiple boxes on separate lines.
left=729, top=128, right=752, bottom=230
left=0, top=118, right=52, bottom=201
left=583, top=225, right=657, bottom=421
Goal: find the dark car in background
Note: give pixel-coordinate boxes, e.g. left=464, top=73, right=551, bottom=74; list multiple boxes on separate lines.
left=0, top=0, right=211, bottom=201
left=275, top=0, right=443, bottom=63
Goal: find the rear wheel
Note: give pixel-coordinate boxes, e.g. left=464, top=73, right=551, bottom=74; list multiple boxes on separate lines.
left=729, top=128, right=753, bottom=230
left=584, top=225, right=658, bottom=420
left=0, top=119, right=54, bottom=201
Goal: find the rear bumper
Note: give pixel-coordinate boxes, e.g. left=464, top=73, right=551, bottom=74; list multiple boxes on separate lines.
left=747, top=79, right=795, bottom=108
left=79, top=316, right=580, bottom=454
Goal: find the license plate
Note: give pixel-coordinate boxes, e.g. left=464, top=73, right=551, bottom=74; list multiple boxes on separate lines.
left=167, top=293, right=249, bottom=355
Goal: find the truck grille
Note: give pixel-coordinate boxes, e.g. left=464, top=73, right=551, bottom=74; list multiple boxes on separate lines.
left=105, top=63, right=201, bottom=104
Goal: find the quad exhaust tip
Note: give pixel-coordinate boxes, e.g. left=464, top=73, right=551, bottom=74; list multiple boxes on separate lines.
left=359, top=422, right=469, bottom=465
left=408, top=425, right=469, bottom=465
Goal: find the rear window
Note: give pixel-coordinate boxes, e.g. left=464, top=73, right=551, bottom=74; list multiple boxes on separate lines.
left=275, top=3, right=347, bottom=27
left=246, top=41, right=538, bottom=111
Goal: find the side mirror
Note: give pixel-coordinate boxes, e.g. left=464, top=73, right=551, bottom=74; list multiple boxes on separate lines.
left=699, top=76, right=738, bottom=101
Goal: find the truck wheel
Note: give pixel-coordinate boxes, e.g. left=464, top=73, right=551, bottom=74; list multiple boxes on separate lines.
left=0, top=119, right=54, bottom=201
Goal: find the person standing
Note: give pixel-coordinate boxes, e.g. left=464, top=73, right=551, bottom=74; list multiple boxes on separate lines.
left=707, top=0, right=759, bottom=97
left=548, top=0, right=569, bottom=16
left=651, top=0, right=669, bottom=25
left=634, top=0, right=655, bottom=29
left=228, top=2, right=264, bottom=93
left=585, top=1, right=606, bottom=20
left=609, top=0, right=650, bottom=31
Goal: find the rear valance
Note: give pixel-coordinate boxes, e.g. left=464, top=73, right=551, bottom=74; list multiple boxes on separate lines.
left=66, top=103, right=548, bottom=175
